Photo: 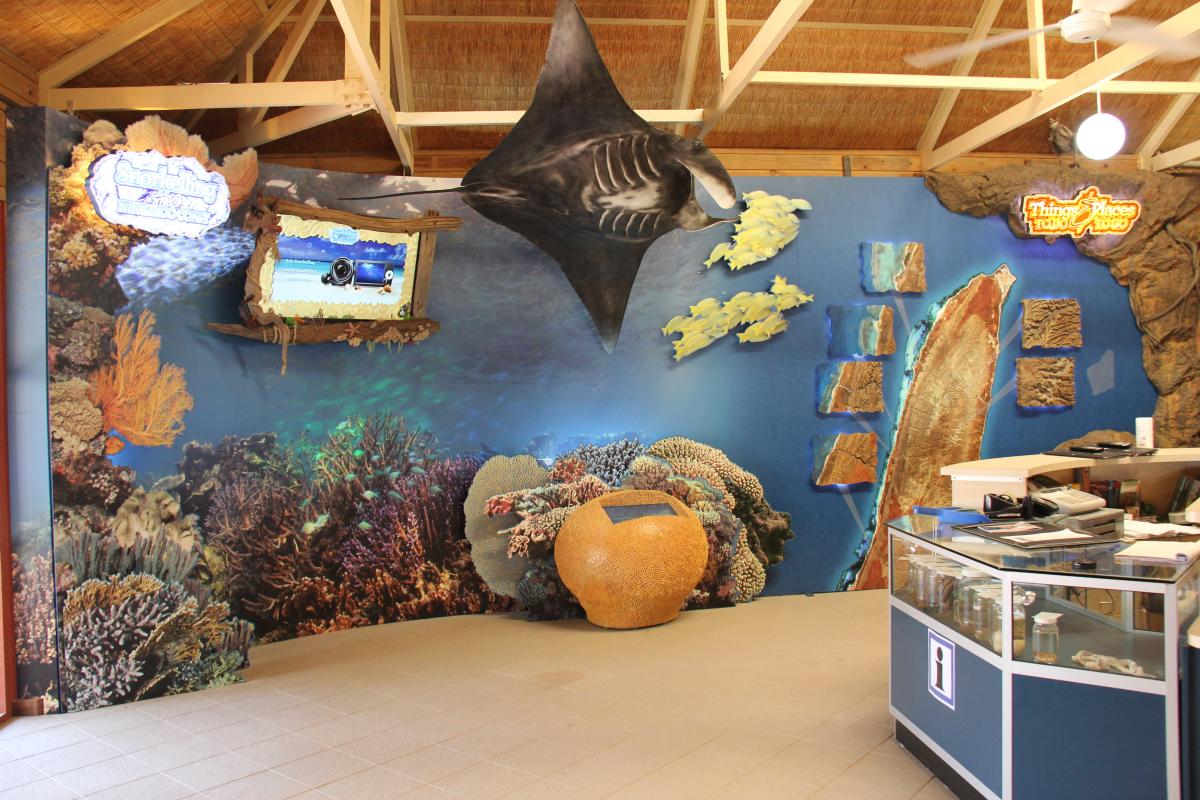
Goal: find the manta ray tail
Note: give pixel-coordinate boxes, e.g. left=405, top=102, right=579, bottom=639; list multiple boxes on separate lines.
left=340, top=186, right=474, bottom=201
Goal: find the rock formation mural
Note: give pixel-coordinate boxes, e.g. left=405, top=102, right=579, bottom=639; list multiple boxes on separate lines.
left=845, top=265, right=1016, bottom=590
left=927, top=166, right=1200, bottom=446
left=828, top=304, right=895, bottom=357
left=812, top=433, right=878, bottom=486
left=1017, top=356, right=1076, bottom=408
left=861, top=242, right=926, bottom=293
left=817, top=361, right=884, bottom=414
left=1022, top=297, right=1082, bottom=349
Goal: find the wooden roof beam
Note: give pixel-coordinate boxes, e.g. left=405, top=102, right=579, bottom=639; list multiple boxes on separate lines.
left=387, top=0, right=419, bottom=151
left=210, top=103, right=360, bottom=156
left=1138, top=65, right=1200, bottom=168
left=38, top=0, right=210, bottom=97
left=917, top=0, right=1004, bottom=153
left=46, top=79, right=364, bottom=111
left=751, top=71, right=1200, bottom=94
left=181, top=0, right=302, bottom=130
left=672, top=0, right=709, bottom=135
left=1151, top=137, right=1200, bottom=170
left=244, top=0, right=326, bottom=129
left=0, top=45, right=35, bottom=105
left=395, top=109, right=703, bottom=126
left=1026, top=0, right=1047, bottom=87
left=926, top=3, right=1200, bottom=170
left=699, top=0, right=817, bottom=138
left=330, top=0, right=413, bottom=168
left=715, top=0, right=730, bottom=77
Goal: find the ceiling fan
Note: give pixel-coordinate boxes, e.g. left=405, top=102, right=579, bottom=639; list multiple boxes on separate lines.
left=905, top=0, right=1200, bottom=69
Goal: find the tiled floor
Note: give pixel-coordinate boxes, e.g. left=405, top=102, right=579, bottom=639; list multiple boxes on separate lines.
left=0, top=591, right=956, bottom=799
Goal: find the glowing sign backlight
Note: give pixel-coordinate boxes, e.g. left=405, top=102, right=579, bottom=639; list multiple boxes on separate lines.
left=1020, top=185, right=1140, bottom=239
left=86, top=150, right=230, bottom=238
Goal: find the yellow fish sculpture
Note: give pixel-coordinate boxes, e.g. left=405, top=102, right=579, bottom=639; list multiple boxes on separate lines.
left=662, top=275, right=813, bottom=360
left=704, top=191, right=812, bottom=272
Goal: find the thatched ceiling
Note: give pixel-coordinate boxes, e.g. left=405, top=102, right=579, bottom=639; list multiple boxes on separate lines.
left=4, top=0, right=1200, bottom=160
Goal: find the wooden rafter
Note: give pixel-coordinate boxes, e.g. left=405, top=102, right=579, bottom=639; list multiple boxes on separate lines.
left=1138, top=65, right=1200, bottom=168
left=210, top=104, right=360, bottom=155
left=395, top=109, right=703, bottom=126
left=46, top=80, right=364, bottom=111
left=917, top=0, right=1004, bottom=153
left=751, top=72, right=1200, bottom=94
left=245, top=0, right=326, bottom=129
left=330, top=0, right=413, bottom=168
left=715, top=0, right=730, bottom=76
left=181, top=0, right=302, bottom=130
left=1151, top=137, right=1200, bottom=170
left=699, top=0, right=817, bottom=138
left=1026, top=0, right=1047, bottom=87
left=926, top=3, right=1200, bottom=169
left=672, top=0, right=709, bottom=135
left=38, top=0, right=209, bottom=96
left=388, top=0, right=419, bottom=152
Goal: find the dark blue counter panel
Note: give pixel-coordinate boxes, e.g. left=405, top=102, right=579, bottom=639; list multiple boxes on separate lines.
left=891, top=606, right=1003, bottom=796
left=1012, top=675, right=1165, bottom=800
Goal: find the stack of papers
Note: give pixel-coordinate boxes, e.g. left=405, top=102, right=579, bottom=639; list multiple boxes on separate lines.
left=1123, top=519, right=1200, bottom=540
left=1115, top=540, right=1200, bottom=564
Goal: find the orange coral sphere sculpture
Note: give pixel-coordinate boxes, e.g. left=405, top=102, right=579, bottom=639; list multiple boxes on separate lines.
left=554, top=489, right=708, bottom=629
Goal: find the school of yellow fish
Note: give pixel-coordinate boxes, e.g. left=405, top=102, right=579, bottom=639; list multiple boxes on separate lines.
left=662, top=275, right=814, bottom=360
left=704, top=191, right=813, bottom=271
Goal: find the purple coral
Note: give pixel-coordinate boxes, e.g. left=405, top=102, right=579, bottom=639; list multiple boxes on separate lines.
left=562, top=439, right=646, bottom=486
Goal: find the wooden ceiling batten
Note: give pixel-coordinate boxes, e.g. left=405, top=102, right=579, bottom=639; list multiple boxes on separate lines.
left=244, top=0, right=326, bottom=127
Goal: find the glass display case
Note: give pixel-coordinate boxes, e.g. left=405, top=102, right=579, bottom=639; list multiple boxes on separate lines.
left=888, top=514, right=1200, bottom=800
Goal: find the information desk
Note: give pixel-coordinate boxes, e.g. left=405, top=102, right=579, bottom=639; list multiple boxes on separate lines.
left=889, top=514, right=1199, bottom=800
left=939, top=447, right=1200, bottom=521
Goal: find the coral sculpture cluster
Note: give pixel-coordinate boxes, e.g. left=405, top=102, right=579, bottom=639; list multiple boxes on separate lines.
left=705, top=191, right=812, bottom=271
left=663, top=275, right=814, bottom=360
left=472, top=435, right=794, bottom=619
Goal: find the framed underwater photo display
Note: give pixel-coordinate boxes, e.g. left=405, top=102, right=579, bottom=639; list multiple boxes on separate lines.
left=245, top=197, right=456, bottom=323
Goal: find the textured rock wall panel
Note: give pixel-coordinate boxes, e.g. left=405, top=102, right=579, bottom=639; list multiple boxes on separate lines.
left=812, top=433, right=878, bottom=485
left=1022, top=298, right=1082, bottom=349
left=927, top=166, right=1200, bottom=446
left=1016, top=357, right=1076, bottom=407
left=817, top=361, right=885, bottom=414
left=861, top=242, right=926, bottom=293
left=828, top=304, right=896, bottom=357
left=849, top=265, right=1016, bottom=590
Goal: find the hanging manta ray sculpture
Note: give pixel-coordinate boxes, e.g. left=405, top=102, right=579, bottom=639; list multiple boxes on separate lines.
left=345, top=0, right=737, bottom=351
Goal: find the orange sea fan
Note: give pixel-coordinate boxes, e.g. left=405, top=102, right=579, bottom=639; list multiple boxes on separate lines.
left=89, top=310, right=194, bottom=448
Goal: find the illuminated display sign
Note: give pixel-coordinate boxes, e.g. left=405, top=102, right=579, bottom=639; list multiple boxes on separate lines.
left=86, top=150, right=230, bottom=238
left=1020, top=185, right=1141, bottom=239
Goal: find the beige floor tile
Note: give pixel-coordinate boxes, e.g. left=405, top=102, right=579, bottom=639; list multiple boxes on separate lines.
left=260, top=703, right=345, bottom=732
left=138, top=693, right=219, bottom=721
left=68, top=708, right=158, bottom=738
left=296, top=718, right=382, bottom=748
left=433, top=760, right=536, bottom=799
left=911, top=778, right=957, bottom=799
left=94, top=720, right=187, bottom=755
left=198, top=716, right=290, bottom=749
left=235, top=733, right=328, bottom=768
left=0, top=763, right=47, bottom=794
left=384, top=744, right=479, bottom=784
left=319, top=765, right=421, bottom=800
left=215, top=689, right=305, bottom=718
left=275, top=748, right=372, bottom=788
left=441, top=725, right=530, bottom=760
left=86, top=773, right=193, bottom=800
left=164, top=751, right=262, bottom=793
left=496, top=776, right=603, bottom=800
left=0, top=717, right=71, bottom=743
left=398, top=785, right=461, bottom=799
left=0, top=777, right=76, bottom=800
left=25, top=738, right=122, bottom=775
left=489, top=738, right=590, bottom=776
left=801, top=718, right=893, bottom=755
left=599, top=734, right=698, bottom=772
left=549, top=753, right=649, bottom=795
left=203, top=769, right=310, bottom=800
left=56, top=754, right=156, bottom=796
left=131, top=735, right=226, bottom=771
left=169, top=706, right=250, bottom=736
left=338, top=729, right=429, bottom=765
left=2, top=725, right=92, bottom=760
left=343, top=700, right=432, bottom=730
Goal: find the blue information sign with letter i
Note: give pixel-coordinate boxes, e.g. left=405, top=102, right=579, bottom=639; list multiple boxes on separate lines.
left=928, top=630, right=955, bottom=710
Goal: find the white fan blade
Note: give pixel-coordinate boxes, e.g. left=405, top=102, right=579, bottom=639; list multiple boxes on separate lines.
left=1079, top=0, right=1135, bottom=14
left=1103, top=17, right=1200, bottom=61
left=905, top=24, right=1062, bottom=69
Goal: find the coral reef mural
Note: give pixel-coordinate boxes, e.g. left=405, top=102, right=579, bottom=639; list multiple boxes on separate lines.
left=11, top=104, right=1167, bottom=711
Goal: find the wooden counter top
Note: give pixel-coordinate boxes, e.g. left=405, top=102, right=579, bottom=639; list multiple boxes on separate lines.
left=941, top=448, right=1200, bottom=479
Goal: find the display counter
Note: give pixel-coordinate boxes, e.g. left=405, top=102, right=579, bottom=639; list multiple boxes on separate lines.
left=889, top=514, right=1200, bottom=800
left=940, top=448, right=1200, bottom=522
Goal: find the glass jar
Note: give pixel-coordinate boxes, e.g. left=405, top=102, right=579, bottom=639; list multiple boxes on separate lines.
left=1012, top=587, right=1036, bottom=658
left=1032, top=612, right=1062, bottom=665
left=972, top=587, right=1001, bottom=645
left=910, top=556, right=931, bottom=607
left=956, top=569, right=990, bottom=627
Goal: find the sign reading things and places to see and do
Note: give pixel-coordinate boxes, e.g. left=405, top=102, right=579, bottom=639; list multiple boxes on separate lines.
left=928, top=629, right=956, bottom=710
left=1020, top=185, right=1141, bottom=239
left=86, top=150, right=231, bottom=238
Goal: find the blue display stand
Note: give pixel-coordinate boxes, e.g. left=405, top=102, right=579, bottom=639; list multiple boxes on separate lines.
left=888, top=515, right=1199, bottom=800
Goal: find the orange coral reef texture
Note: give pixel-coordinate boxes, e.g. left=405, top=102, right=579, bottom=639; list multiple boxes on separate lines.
left=89, top=310, right=194, bottom=447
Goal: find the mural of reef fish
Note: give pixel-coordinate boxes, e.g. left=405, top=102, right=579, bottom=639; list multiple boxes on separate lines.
left=346, top=0, right=736, bottom=352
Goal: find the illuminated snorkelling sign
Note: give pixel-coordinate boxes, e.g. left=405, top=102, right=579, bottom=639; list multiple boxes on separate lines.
left=86, top=150, right=231, bottom=238
left=1020, top=185, right=1141, bottom=239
